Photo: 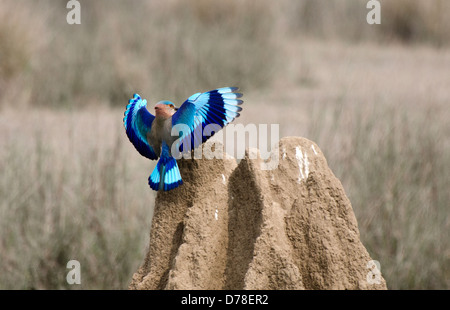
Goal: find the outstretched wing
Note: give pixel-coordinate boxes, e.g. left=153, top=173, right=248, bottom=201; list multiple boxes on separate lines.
left=171, top=87, right=243, bottom=153
left=123, top=94, right=158, bottom=160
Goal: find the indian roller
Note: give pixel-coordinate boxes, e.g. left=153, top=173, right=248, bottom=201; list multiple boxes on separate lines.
left=123, top=87, right=243, bottom=191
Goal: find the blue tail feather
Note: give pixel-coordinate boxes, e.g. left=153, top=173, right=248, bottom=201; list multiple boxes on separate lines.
left=148, top=142, right=183, bottom=191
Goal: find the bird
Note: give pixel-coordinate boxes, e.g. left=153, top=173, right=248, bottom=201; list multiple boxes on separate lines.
left=123, top=87, right=243, bottom=191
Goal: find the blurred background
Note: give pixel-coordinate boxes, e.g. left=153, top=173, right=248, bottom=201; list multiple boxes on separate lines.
left=0, top=0, right=448, bottom=289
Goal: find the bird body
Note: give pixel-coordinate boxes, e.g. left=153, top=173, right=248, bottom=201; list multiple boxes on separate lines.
left=124, top=87, right=243, bottom=191
left=148, top=106, right=176, bottom=157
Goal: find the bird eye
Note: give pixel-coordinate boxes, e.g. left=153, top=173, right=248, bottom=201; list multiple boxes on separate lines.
left=169, top=104, right=174, bottom=108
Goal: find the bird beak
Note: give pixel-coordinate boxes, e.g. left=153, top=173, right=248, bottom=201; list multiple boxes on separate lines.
left=174, top=107, right=179, bottom=111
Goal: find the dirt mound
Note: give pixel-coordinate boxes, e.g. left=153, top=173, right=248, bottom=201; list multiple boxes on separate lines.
left=129, top=137, right=387, bottom=290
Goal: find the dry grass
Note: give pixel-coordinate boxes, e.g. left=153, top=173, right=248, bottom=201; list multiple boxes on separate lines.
left=282, top=0, right=450, bottom=45
left=0, top=0, right=449, bottom=289
left=0, top=108, right=155, bottom=289
left=0, top=0, right=279, bottom=109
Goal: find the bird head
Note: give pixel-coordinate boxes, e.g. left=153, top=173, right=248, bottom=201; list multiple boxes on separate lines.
left=154, top=101, right=178, bottom=119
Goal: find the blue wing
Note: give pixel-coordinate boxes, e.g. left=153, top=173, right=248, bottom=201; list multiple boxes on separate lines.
left=171, top=87, right=243, bottom=153
left=123, top=94, right=158, bottom=160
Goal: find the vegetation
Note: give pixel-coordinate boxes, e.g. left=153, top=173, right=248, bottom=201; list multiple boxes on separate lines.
left=0, top=0, right=448, bottom=289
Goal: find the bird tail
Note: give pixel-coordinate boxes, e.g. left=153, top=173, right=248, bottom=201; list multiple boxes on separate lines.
left=148, top=144, right=183, bottom=191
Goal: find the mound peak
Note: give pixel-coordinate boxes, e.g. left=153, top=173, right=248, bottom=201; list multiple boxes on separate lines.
left=129, top=137, right=387, bottom=290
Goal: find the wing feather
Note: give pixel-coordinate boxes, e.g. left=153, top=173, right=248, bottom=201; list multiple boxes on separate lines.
left=171, top=87, right=243, bottom=153
left=123, top=94, right=158, bottom=160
